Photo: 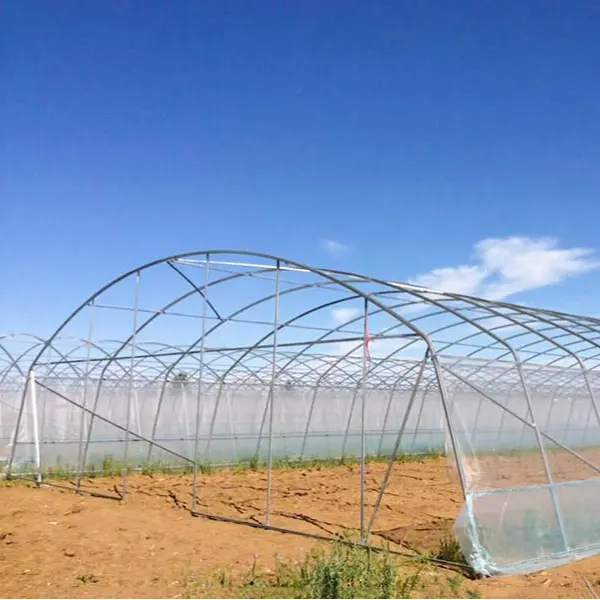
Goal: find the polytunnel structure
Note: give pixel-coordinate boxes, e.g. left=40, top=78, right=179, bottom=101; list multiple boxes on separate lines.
left=6, top=250, right=600, bottom=576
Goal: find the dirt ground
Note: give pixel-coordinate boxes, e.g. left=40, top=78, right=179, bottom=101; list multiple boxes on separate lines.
left=1, top=457, right=600, bottom=598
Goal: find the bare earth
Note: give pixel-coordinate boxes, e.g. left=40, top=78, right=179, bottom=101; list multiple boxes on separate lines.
left=1, top=457, right=600, bottom=598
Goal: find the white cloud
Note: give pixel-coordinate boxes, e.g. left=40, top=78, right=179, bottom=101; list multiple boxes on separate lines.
left=331, top=307, right=361, bottom=324
left=410, top=265, right=488, bottom=295
left=476, top=237, right=599, bottom=300
left=322, top=239, right=351, bottom=255
left=409, top=236, right=599, bottom=301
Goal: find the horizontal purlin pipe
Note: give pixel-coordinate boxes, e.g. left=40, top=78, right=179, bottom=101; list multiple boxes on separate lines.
left=39, top=334, right=417, bottom=367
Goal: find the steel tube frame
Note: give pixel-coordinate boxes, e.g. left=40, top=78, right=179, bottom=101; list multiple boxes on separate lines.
left=28, top=370, right=41, bottom=484
left=359, top=298, right=369, bottom=543
left=9, top=249, right=600, bottom=577
left=122, top=272, right=141, bottom=498
left=265, top=261, right=280, bottom=525
left=192, top=256, right=210, bottom=511
left=367, top=351, right=429, bottom=536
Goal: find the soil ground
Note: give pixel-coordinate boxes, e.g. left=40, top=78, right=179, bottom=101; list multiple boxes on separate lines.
left=1, top=456, right=600, bottom=598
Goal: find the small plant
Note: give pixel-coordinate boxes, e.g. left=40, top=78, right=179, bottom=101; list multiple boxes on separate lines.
left=198, top=462, right=212, bottom=475
left=217, top=569, right=229, bottom=586
left=431, top=535, right=465, bottom=564
left=446, top=574, right=462, bottom=597
left=181, top=572, right=206, bottom=598
left=181, top=540, right=476, bottom=599
left=396, top=569, right=422, bottom=599
left=102, top=454, right=115, bottom=474
left=246, top=553, right=259, bottom=586
left=272, top=552, right=300, bottom=590
left=293, top=541, right=423, bottom=599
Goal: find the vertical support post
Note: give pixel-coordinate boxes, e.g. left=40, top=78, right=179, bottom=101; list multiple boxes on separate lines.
left=377, top=359, right=423, bottom=457
left=367, top=353, right=427, bottom=535
left=495, top=390, right=513, bottom=451
left=132, top=390, right=142, bottom=437
left=360, top=297, right=369, bottom=544
left=426, top=354, right=491, bottom=563
left=29, top=370, right=42, bottom=485
left=515, top=367, right=536, bottom=452
left=192, top=255, right=210, bottom=512
left=341, top=386, right=361, bottom=458
left=376, top=387, right=396, bottom=458
left=254, top=390, right=270, bottom=459
left=265, top=260, right=280, bottom=525
left=204, top=384, right=225, bottom=464
left=39, top=344, right=51, bottom=454
left=300, top=386, right=320, bottom=459
left=298, top=387, right=311, bottom=459
left=409, top=387, right=429, bottom=452
left=544, top=396, right=557, bottom=437
left=562, top=396, right=577, bottom=447
left=122, top=271, right=141, bottom=498
left=225, top=389, right=239, bottom=460
left=428, top=351, right=469, bottom=500
left=76, top=300, right=95, bottom=491
left=39, top=387, right=48, bottom=453
left=147, top=384, right=169, bottom=463
left=517, top=414, right=529, bottom=450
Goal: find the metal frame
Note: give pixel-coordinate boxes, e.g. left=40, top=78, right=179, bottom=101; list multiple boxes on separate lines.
left=4, top=250, right=600, bottom=574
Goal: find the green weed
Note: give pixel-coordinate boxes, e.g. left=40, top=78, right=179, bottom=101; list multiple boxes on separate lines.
left=5, top=448, right=446, bottom=483
left=431, top=535, right=465, bottom=564
left=182, top=540, right=476, bottom=599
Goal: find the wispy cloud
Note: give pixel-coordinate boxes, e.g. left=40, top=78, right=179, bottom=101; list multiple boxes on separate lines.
left=410, top=265, right=488, bottom=296
left=322, top=238, right=351, bottom=255
left=410, top=236, right=599, bottom=301
left=331, top=307, right=361, bottom=324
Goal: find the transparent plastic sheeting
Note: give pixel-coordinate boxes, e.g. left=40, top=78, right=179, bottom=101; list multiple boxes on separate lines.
left=1, top=383, right=448, bottom=468
left=5, top=383, right=599, bottom=469
left=455, top=478, right=600, bottom=576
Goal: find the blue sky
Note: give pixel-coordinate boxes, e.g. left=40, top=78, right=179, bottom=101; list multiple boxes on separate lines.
left=3, top=0, right=600, bottom=337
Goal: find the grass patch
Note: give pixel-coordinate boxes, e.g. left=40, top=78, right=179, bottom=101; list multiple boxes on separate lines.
left=430, top=535, right=465, bottom=564
left=2, top=449, right=446, bottom=482
left=182, top=540, right=480, bottom=599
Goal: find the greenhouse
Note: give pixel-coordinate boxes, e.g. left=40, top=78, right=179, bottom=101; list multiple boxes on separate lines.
left=3, top=250, right=600, bottom=577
